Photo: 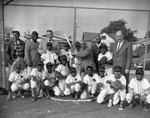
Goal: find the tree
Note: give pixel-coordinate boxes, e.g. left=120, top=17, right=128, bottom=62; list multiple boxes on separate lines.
left=101, top=19, right=137, bottom=42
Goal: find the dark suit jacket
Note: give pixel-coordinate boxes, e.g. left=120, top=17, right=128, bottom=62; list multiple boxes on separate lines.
left=112, top=40, right=133, bottom=73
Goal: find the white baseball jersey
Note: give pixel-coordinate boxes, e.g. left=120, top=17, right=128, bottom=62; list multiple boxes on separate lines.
left=98, top=51, right=112, bottom=70
left=83, top=74, right=101, bottom=86
left=55, top=64, right=70, bottom=76
left=41, top=50, right=58, bottom=64
left=109, top=74, right=126, bottom=86
left=9, top=71, right=24, bottom=85
left=128, top=78, right=150, bottom=95
left=65, top=74, right=82, bottom=84
left=60, top=49, right=73, bottom=61
left=30, top=68, right=43, bottom=80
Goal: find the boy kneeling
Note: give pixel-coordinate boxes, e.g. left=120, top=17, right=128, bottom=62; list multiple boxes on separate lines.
left=126, top=68, right=150, bottom=111
left=42, top=62, right=61, bottom=99
left=7, top=63, right=30, bottom=100
left=64, top=67, right=84, bottom=99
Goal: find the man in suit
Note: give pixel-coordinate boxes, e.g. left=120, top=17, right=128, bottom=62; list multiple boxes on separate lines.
left=92, top=35, right=102, bottom=72
left=112, top=30, right=133, bottom=92
left=75, top=41, right=96, bottom=77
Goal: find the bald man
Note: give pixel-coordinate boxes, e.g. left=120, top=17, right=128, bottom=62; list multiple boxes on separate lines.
left=112, top=30, right=133, bottom=92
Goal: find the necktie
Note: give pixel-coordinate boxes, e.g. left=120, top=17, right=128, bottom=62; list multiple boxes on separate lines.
left=117, top=42, right=121, bottom=53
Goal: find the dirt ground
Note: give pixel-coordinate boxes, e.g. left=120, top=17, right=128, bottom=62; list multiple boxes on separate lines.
left=0, top=71, right=150, bottom=118
left=0, top=94, right=150, bottom=118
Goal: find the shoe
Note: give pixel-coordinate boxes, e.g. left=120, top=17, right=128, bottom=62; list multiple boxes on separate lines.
left=128, top=103, right=133, bottom=108
left=143, top=107, right=148, bottom=112
left=31, top=97, right=36, bottom=102
left=46, top=94, right=50, bottom=100
left=119, top=103, right=124, bottom=111
left=21, top=95, right=25, bottom=99
left=108, top=100, right=113, bottom=107
left=12, top=95, right=16, bottom=99
left=90, top=97, right=95, bottom=102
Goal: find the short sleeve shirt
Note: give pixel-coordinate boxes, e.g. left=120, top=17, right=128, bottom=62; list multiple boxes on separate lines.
left=30, top=68, right=43, bottom=80
left=109, top=74, right=126, bottom=86
left=83, top=74, right=101, bottom=85
left=65, top=74, right=82, bottom=84
left=55, top=64, right=70, bottom=76
left=98, top=51, right=112, bottom=61
left=128, top=78, right=150, bottom=94
left=9, top=71, right=24, bottom=84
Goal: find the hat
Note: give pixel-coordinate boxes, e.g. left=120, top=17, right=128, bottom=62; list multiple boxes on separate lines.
left=99, top=44, right=108, bottom=50
left=15, top=63, right=21, bottom=69
left=70, top=67, right=77, bottom=73
left=37, top=62, right=43, bottom=66
left=114, top=65, right=122, bottom=72
left=98, top=66, right=105, bottom=72
left=61, top=55, right=67, bottom=61
left=136, top=68, right=144, bottom=75
left=46, top=62, right=53, bottom=67
left=47, top=42, right=52, bottom=46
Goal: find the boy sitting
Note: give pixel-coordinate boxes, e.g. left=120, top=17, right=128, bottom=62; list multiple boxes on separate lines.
left=81, top=66, right=101, bottom=101
left=30, top=62, right=44, bottom=101
left=7, top=63, right=30, bottom=100
left=64, top=67, right=84, bottom=99
left=126, top=68, right=150, bottom=111
left=42, top=62, right=61, bottom=99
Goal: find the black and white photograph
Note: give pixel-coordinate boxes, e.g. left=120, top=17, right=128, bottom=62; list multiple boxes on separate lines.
left=0, top=0, right=150, bottom=118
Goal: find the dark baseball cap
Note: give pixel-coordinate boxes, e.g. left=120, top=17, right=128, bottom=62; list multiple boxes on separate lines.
left=98, top=66, right=105, bottom=72
left=136, top=68, right=144, bottom=75
left=47, top=42, right=52, bottom=46
left=37, top=62, right=44, bottom=66
left=70, top=67, right=77, bottom=73
left=61, top=55, right=67, bottom=61
left=114, top=65, right=122, bottom=72
left=46, top=62, right=53, bottom=67
left=15, top=63, right=21, bottom=69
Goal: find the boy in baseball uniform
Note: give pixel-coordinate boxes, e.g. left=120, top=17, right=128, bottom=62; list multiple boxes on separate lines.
left=96, top=66, right=114, bottom=106
left=42, top=62, right=61, bottom=99
left=55, top=55, right=70, bottom=95
left=98, top=43, right=113, bottom=76
left=7, top=63, right=30, bottom=100
left=64, top=67, right=84, bottom=99
left=41, top=42, right=58, bottom=71
left=80, top=66, right=101, bottom=101
left=126, top=68, right=150, bottom=111
left=30, top=62, right=44, bottom=101
left=107, top=65, right=126, bottom=110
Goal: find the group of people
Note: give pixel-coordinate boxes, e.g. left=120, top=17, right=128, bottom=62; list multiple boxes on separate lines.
left=6, top=29, right=150, bottom=111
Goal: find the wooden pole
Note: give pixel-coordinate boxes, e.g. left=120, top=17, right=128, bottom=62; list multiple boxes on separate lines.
left=0, top=0, right=6, bottom=88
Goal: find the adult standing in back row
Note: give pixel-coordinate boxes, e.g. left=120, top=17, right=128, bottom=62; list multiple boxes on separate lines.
left=38, top=30, right=60, bottom=55
left=112, top=30, right=133, bottom=92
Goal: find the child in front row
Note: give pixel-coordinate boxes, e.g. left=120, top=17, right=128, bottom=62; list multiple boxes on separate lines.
left=42, top=62, right=62, bottom=99
left=7, top=63, right=30, bottom=100
left=64, top=67, right=85, bottom=99
left=126, top=68, right=150, bottom=111
left=30, top=62, right=44, bottom=101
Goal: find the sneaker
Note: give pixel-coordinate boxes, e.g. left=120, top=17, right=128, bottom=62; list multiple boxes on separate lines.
left=119, top=103, right=124, bottom=111
left=108, top=100, right=113, bottom=107
left=143, top=107, right=148, bottom=112
left=46, top=94, right=50, bottom=100
left=90, top=97, right=95, bottom=102
left=21, top=95, right=25, bottom=99
left=128, top=103, right=133, bottom=108
left=12, top=95, right=16, bottom=99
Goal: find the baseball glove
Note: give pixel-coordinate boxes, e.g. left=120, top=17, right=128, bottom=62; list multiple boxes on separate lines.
left=110, top=80, right=122, bottom=90
left=99, top=56, right=107, bottom=64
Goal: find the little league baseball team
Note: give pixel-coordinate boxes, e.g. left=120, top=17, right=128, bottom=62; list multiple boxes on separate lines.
left=7, top=54, right=150, bottom=111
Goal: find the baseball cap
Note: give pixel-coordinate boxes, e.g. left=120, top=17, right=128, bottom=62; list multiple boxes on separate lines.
left=99, top=43, right=107, bottom=49
left=114, top=65, right=122, bottom=72
left=46, top=62, right=53, bottom=67
left=15, top=63, right=21, bottom=69
left=98, top=66, right=105, bottom=72
left=37, top=62, right=44, bottom=66
left=47, top=42, right=52, bottom=46
left=136, top=68, right=144, bottom=75
left=70, top=67, right=77, bottom=73
left=61, top=55, right=67, bottom=61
